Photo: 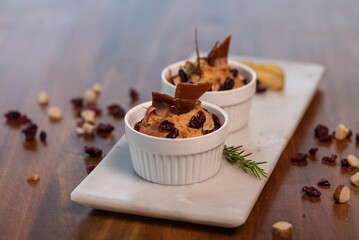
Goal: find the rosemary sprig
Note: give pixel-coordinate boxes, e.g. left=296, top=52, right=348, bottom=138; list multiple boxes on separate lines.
left=223, top=145, right=268, bottom=180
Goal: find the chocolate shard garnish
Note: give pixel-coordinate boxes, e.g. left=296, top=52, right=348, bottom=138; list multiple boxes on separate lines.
left=174, top=82, right=211, bottom=99
left=172, top=98, right=197, bottom=114
left=206, top=35, right=231, bottom=67
left=152, top=92, right=174, bottom=107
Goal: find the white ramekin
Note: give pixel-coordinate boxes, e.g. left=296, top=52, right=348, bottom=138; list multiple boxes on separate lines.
left=124, top=101, right=229, bottom=185
left=161, top=60, right=256, bottom=133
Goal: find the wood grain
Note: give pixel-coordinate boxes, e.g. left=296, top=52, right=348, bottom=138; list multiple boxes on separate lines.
left=1, top=0, right=359, bottom=239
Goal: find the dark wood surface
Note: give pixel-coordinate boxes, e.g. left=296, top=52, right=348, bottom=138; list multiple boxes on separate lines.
left=1, top=0, right=358, bottom=239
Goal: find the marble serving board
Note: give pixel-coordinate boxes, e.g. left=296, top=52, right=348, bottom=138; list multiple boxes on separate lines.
left=71, top=56, right=324, bottom=228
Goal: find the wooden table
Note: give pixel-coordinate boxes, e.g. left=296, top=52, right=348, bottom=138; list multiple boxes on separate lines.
left=1, top=1, right=358, bottom=239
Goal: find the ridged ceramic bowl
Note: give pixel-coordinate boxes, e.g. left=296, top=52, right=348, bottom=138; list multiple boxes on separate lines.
left=161, top=60, right=256, bottom=132
left=124, top=101, right=229, bottom=185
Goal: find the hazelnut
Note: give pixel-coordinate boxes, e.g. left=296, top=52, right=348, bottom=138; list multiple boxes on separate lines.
left=350, top=172, right=359, bottom=187
left=347, top=154, right=359, bottom=167
left=272, top=221, right=292, bottom=238
left=81, top=109, right=96, bottom=123
left=27, top=174, right=40, bottom=182
left=84, top=89, right=97, bottom=104
left=334, top=123, right=350, bottom=140
left=83, top=122, right=95, bottom=135
left=92, top=83, right=102, bottom=94
left=38, top=91, right=49, bottom=105
left=333, top=185, right=350, bottom=203
left=47, top=106, right=62, bottom=121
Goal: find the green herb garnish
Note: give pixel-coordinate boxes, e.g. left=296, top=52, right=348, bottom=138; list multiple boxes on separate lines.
left=223, top=145, right=268, bottom=180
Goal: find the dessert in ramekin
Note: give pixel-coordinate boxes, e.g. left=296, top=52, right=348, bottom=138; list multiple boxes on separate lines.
left=124, top=83, right=229, bottom=185
left=161, top=36, right=256, bottom=132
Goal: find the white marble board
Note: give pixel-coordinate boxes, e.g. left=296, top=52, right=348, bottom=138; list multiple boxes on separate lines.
left=71, top=56, right=324, bottom=228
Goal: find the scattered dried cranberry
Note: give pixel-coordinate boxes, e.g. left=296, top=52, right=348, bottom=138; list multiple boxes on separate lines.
left=22, top=123, right=38, bottom=141
left=129, top=88, right=139, bottom=102
left=317, top=179, right=331, bottom=187
left=96, top=123, right=115, bottom=134
left=84, top=146, right=102, bottom=157
left=314, top=124, right=329, bottom=137
left=291, top=153, right=308, bottom=163
left=212, top=114, right=222, bottom=130
left=356, top=133, right=359, bottom=142
left=223, top=77, right=234, bottom=90
left=86, top=164, right=97, bottom=174
left=107, top=104, right=125, bottom=118
left=230, top=69, right=238, bottom=78
left=341, top=158, right=350, bottom=167
left=178, top=69, right=189, bottom=83
left=255, top=80, right=267, bottom=93
left=302, top=186, right=321, bottom=197
left=39, top=131, right=47, bottom=142
left=308, top=148, right=318, bottom=156
left=71, top=98, right=84, bottom=108
left=166, top=128, right=179, bottom=139
left=4, top=111, right=21, bottom=121
left=314, top=124, right=332, bottom=142
left=159, top=120, right=175, bottom=132
left=19, top=115, right=32, bottom=124
left=322, top=154, right=337, bottom=163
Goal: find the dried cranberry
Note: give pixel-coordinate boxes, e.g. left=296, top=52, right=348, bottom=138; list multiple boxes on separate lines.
left=71, top=98, right=84, bottom=108
left=242, top=78, right=249, bottom=85
left=356, top=133, right=359, bottom=142
left=317, top=179, right=331, bottom=187
left=212, top=114, right=222, bottom=130
left=134, top=121, right=141, bottom=131
left=204, top=129, right=215, bottom=135
left=302, top=186, right=321, bottom=197
left=314, top=124, right=329, bottom=138
left=159, top=120, right=175, bottom=132
left=197, top=111, right=206, bottom=126
left=308, top=148, right=318, bottom=156
left=86, top=164, right=97, bottom=174
left=19, top=115, right=32, bottom=124
left=84, top=146, right=102, bottom=157
left=129, top=88, right=139, bottom=102
left=188, top=111, right=206, bottom=129
left=107, top=104, right=125, bottom=118
left=22, top=123, right=38, bottom=141
left=341, top=158, right=350, bottom=167
left=223, top=77, right=234, bottom=90
left=256, top=80, right=267, bottom=93
left=39, top=131, right=47, bottom=142
left=178, top=69, right=189, bottom=83
left=96, top=123, right=115, bottom=134
left=230, top=69, right=238, bottom=78
left=314, top=124, right=332, bottom=142
left=322, top=154, right=337, bottom=163
left=291, top=153, right=308, bottom=162
left=319, top=134, right=332, bottom=142
left=188, top=116, right=199, bottom=129
left=4, top=111, right=21, bottom=121
left=166, top=128, right=179, bottom=139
